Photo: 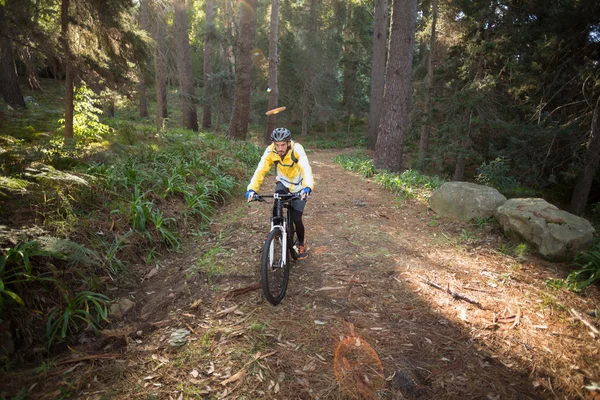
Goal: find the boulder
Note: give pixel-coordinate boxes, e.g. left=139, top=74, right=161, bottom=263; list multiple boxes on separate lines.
left=428, top=182, right=507, bottom=222
left=496, top=198, right=595, bottom=261
left=109, top=298, right=136, bottom=320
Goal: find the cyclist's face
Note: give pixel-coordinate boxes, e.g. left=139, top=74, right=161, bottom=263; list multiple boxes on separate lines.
left=274, top=141, right=289, bottom=157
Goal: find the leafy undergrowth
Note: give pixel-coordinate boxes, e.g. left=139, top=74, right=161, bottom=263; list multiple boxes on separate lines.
left=334, top=151, right=445, bottom=200
left=0, top=80, right=262, bottom=358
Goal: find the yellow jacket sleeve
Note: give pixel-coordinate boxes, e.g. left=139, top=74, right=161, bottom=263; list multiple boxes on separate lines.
left=294, top=143, right=314, bottom=191
left=247, top=145, right=274, bottom=192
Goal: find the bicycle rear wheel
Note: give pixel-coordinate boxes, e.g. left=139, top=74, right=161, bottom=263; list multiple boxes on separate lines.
left=261, top=228, right=290, bottom=305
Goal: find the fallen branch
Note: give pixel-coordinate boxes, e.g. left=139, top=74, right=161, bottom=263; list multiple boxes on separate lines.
left=225, top=283, right=261, bottom=299
left=55, top=354, right=118, bottom=366
left=510, top=306, right=521, bottom=330
left=417, top=276, right=483, bottom=308
left=570, top=308, right=599, bottom=338
left=216, top=304, right=239, bottom=317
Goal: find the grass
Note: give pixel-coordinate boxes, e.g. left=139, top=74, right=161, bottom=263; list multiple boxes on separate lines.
left=0, top=79, right=262, bottom=351
left=334, top=151, right=445, bottom=200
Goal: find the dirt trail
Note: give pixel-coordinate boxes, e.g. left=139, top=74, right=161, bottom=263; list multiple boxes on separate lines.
left=9, top=149, right=599, bottom=399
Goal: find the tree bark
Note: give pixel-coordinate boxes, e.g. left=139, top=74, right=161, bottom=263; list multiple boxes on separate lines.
left=60, top=0, right=74, bottom=139
left=570, top=97, right=600, bottom=215
left=418, top=0, right=438, bottom=170
left=202, top=0, right=214, bottom=129
left=300, top=0, right=320, bottom=136
left=301, top=80, right=309, bottom=136
left=153, top=0, right=168, bottom=131
left=0, top=4, right=26, bottom=110
left=374, top=0, right=417, bottom=172
left=265, top=0, right=280, bottom=144
left=367, top=0, right=388, bottom=150
left=174, top=0, right=198, bottom=131
left=138, top=65, right=148, bottom=118
left=23, top=47, right=42, bottom=91
left=138, top=0, right=149, bottom=118
left=226, top=0, right=257, bottom=140
left=342, top=5, right=356, bottom=135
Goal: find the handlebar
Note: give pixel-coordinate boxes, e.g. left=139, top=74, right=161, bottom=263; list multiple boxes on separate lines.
left=251, top=192, right=302, bottom=203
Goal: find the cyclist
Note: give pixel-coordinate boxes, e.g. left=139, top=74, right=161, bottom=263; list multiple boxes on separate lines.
left=246, top=128, right=314, bottom=260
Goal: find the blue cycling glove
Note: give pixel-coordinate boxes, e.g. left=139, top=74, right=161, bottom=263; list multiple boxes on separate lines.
left=301, top=187, right=311, bottom=200
left=246, top=190, right=256, bottom=202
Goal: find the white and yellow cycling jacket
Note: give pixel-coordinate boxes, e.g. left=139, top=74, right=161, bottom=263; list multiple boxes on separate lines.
left=247, top=141, right=314, bottom=194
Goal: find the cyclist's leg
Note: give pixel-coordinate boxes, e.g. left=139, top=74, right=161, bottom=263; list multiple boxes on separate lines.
left=290, top=194, right=308, bottom=259
left=292, top=209, right=305, bottom=244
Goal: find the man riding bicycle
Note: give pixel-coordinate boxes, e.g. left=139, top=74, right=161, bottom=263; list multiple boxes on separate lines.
left=246, top=128, right=314, bottom=260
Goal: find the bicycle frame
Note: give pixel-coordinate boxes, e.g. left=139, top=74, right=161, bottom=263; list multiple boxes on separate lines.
left=269, top=193, right=296, bottom=266
left=255, top=192, right=299, bottom=264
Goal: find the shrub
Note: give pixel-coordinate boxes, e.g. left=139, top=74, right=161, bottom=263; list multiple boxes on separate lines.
left=566, top=241, right=600, bottom=292
left=476, top=157, right=520, bottom=193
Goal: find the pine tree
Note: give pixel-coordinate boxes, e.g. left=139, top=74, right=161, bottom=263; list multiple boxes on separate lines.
left=0, top=2, right=26, bottom=110
left=227, top=0, right=257, bottom=140
left=174, top=0, right=198, bottom=131
left=374, top=0, right=418, bottom=171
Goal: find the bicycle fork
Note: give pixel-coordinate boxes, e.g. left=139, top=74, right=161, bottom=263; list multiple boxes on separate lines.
left=270, top=220, right=287, bottom=268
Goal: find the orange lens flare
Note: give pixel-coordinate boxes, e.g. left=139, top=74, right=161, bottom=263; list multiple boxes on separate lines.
left=265, top=106, right=286, bottom=116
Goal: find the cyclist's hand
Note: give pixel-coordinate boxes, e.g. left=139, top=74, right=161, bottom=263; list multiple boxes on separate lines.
left=300, top=187, right=311, bottom=200
left=245, top=190, right=256, bottom=202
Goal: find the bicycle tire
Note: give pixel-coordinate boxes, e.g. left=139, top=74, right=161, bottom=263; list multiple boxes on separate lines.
left=261, top=228, right=290, bottom=305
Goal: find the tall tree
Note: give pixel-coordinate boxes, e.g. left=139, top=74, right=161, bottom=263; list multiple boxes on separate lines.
left=570, top=97, right=600, bottom=215
left=367, top=0, right=388, bottom=150
left=417, top=0, right=438, bottom=169
left=265, top=0, right=280, bottom=144
left=374, top=0, right=418, bottom=171
left=342, top=4, right=357, bottom=134
left=60, top=0, right=74, bottom=139
left=0, top=2, right=26, bottom=110
left=138, top=0, right=149, bottom=118
left=301, top=0, right=320, bottom=136
left=227, top=0, right=257, bottom=140
left=174, top=0, right=198, bottom=131
left=202, top=0, right=214, bottom=129
left=152, top=0, right=168, bottom=131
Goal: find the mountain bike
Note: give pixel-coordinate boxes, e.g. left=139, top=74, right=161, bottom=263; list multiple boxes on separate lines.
left=251, top=192, right=301, bottom=305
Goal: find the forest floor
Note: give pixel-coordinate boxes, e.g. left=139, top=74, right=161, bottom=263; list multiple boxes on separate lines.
left=5, top=149, right=600, bottom=400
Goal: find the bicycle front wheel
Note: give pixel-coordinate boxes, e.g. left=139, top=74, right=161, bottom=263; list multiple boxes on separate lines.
left=261, top=228, right=290, bottom=305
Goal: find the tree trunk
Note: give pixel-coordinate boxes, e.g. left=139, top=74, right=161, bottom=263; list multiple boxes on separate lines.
left=226, top=0, right=257, bottom=140
left=174, top=0, right=198, bottom=131
left=418, top=0, right=438, bottom=170
left=570, top=97, right=600, bottom=215
left=153, top=0, right=168, bottom=131
left=60, top=0, right=74, bottom=139
left=300, top=0, right=319, bottom=137
left=265, top=0, right=280, bottom=144
left=454, top=112, right=472, bottom=181
left=0, top=4, right=26, bottom=110
left=454, top=154, right=466, bottom=181
left=342, top=5, right=357, bottom=133
left=202, top=0, right=214, bottom=129
left=138, top=65, right=148, bottom=118
left=23, top=47, right=42, bottom=91
left=374, top=0, right=417, bottom=172
left=367, top=0, right=388, bottom=150
left=138, top=0, right=149, bottom=118
left=301, top=80, right=309, bottom=136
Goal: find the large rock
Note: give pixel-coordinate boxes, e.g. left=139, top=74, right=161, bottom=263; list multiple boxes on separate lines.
left=428, top=182, right=507, bottom=222
left=109, top=298, right=136, bottom=320
left=496, top=198, right=595, bottom=261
